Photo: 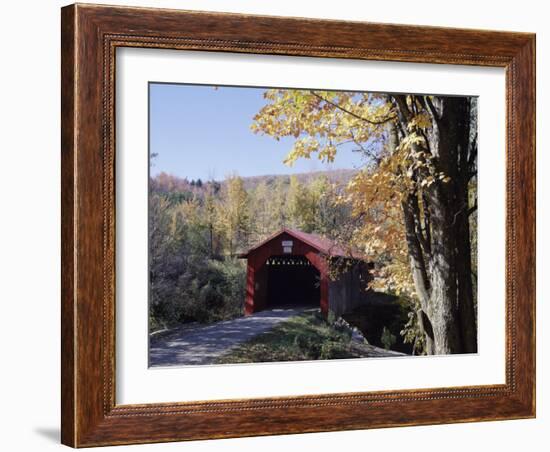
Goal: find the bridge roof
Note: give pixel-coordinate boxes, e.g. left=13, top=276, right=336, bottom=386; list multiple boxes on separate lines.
left=239, top=228, right=366, bottom=260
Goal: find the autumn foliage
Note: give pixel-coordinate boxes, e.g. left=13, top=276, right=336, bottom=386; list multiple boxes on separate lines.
left=252, top=89, right=478, bottom=355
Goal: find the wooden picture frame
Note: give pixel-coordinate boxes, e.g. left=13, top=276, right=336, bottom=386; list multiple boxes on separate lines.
left=61, top=3, right=535, bottom=447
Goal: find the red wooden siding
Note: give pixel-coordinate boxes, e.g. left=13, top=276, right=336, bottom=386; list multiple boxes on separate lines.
left=242, top=230, right=331, bottom=316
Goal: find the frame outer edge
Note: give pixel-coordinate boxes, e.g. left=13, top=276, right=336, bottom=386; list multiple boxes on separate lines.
left=61, top=3, right=536, bottom=447
left=514, top=35, right=536, bottom=416
left=531, top=35, right=536, bottom=417
left=61, top=3, right=77, bottom=448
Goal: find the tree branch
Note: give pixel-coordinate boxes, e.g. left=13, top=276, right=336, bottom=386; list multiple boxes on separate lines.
left=393, top=95, right=412, bottom=122
left=411, top=192, right=431, bottom=257
left=422, top=190, right=432, bottom=254
left=310, top=90, right=396, bottom=125
left=468, top=132, right=478, bottom=168
left=424, top=96, right=440, bottom=123
left=417, top=127, right=432, bottom=155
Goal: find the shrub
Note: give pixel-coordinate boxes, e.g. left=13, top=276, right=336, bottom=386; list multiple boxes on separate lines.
left=381, top=326, right=397, bottom=350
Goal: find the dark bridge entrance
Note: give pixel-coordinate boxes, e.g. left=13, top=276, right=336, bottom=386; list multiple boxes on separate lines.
left=265, top=255, right=320, bottom=308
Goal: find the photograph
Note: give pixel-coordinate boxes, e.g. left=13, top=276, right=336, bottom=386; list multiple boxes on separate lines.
left=147, top=83, right=479, bottom=367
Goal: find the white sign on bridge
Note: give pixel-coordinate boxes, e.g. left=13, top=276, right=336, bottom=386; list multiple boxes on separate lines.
left=282, top=240, right=293, bottom=254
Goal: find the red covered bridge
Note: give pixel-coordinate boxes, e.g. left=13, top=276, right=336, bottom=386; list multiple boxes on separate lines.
left=239, top=228, right=372, bottom=318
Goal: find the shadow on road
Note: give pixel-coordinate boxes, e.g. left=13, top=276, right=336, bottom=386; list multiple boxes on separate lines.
left=149, top=307, right=310, bottom=367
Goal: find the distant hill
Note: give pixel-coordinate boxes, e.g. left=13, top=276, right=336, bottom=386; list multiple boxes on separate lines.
left=151, top=168, right=359, bottom=196
left=237, top=168, right=358, bottom=192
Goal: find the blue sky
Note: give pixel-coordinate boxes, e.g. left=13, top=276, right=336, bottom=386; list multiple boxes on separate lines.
left=149, top=83, right=365, bottom=181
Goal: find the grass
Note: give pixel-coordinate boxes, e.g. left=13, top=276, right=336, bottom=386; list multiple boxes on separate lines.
left=215, top=309, right=368, bottom=364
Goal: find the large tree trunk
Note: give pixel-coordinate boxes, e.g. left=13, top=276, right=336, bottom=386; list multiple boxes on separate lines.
left=394, top=95, right=477, bottom=355
left=425, top=180, right=463, bottom=354
left=401, top=192, right=435, bottom=355
left=455, top=198, right=477, bottom=353
left=452, top=98, right=478, bottom=353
